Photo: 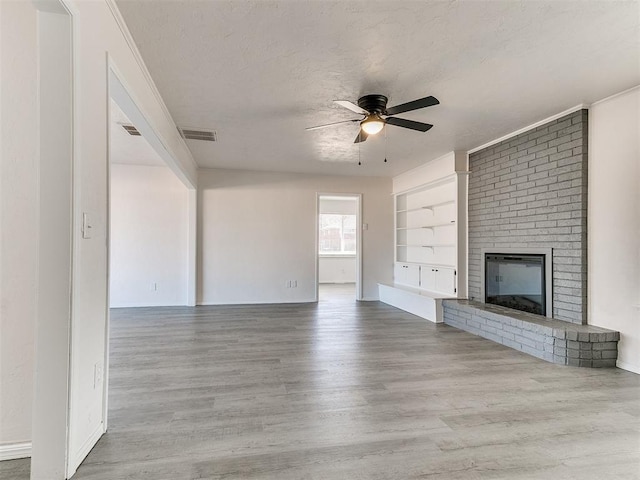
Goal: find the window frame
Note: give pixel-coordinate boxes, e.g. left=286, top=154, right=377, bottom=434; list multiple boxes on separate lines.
left=318, top=212, right=357, bottom=256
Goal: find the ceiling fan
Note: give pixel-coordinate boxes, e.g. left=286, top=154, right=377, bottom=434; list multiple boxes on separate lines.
left=306, top=94, right=439, bottom=143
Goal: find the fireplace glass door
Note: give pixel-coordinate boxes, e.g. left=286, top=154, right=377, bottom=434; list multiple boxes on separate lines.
left=485, top=254, right=546, bottom=315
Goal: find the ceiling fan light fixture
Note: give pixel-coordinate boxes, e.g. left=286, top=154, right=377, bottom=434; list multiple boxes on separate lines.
left=361, top=114, right=385, bottom=135
left=308, top=94, right=438, bottom=143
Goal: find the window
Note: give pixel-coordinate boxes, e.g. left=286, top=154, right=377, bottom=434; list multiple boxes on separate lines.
left=319, top=214, right=356, bottom=255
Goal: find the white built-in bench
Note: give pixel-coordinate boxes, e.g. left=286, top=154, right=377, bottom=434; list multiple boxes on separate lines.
left=378, top=283, right=454, bottom=323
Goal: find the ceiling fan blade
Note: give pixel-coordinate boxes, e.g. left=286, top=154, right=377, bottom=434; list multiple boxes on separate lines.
left=354, top=130, right=368, bottom=143
left=334, top=100, right=368, bottom=115
left=385, top=96, right=439, bottom=116
left=385, top=117, right=433, bottom=132
left=305, top=119, right=359, bottom=131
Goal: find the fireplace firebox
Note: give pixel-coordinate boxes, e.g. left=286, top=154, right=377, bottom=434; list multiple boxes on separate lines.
left=485, top=253, right=546, bottom=316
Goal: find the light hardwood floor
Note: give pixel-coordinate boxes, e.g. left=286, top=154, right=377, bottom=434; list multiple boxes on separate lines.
left=3, top=286, right=640, bottom=479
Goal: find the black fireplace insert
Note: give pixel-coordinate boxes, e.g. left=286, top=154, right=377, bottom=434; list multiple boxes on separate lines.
left=485, top=253, right=546, bottom=315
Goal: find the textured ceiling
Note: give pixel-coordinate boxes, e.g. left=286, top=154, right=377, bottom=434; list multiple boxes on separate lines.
left=116, top=0, right=640, bottom=177
left=110, top=99, right=165, bottom=166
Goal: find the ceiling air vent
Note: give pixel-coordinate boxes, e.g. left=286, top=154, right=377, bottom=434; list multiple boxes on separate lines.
left=178, top=127, right=217, bottom=142
left=122, top=124, right=141, bottom=136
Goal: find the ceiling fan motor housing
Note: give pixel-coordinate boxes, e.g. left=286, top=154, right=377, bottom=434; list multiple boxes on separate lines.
left=357, top=94, right=388, bottom=114
left=306, top=93, right=437, bottom=139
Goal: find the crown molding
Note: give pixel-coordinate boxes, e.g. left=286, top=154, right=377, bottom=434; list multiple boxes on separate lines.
left=467, top=104, right=588, bottom=154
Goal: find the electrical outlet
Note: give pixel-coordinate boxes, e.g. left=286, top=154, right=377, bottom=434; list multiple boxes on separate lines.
left=94, top=362, right=103, bottom=389
left=292, top=280, right=297, bottom=288
left=151, top=282, right=158, bottom=291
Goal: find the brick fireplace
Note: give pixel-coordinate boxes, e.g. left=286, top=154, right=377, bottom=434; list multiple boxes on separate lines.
left=467, top=110, right=588, bottom=324
left=441, top=110, right=619, bottom=367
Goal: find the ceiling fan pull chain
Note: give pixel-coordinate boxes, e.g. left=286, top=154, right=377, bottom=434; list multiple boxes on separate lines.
left=358, top=134, right=362, bottom=166
left=384, top=126, right=388, bottom=163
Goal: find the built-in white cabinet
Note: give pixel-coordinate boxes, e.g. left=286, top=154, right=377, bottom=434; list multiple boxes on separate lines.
left=395, top=262, right=456, bottom=295
left=394, top=263, right=420, bottom=288
left=419, top=264, right=457, bottom=295
left=419, top=265, right=436, bottom=291
left=380, top=151, right=468, bottom=323
left=392, top=155, right=468, bottom=298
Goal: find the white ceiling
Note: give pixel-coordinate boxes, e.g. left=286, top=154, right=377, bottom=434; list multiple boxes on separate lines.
left=109, top=99, right=166, bottom=166
left=116, top=0, right=640, bottom=177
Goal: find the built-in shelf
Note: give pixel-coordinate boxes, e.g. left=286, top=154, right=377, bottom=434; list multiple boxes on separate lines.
left=411, top=262, right=456, bottom=269
left=396, top=222, right=456, bottom=231
left=386, top=151, right=469, bottom=317
left=396, top=199, right=455, bottom=214
left=397, top=244, right=455, bottom=248
left=393, top=161, right=468, bottom=297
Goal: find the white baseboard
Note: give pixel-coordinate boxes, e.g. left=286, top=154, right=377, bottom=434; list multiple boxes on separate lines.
left=67, top=422, right=104, bottom=477
left=616, top=360, right=640, bottom=375
left=0, top=442, right=31, bottom=461
left=198, top=299, right=316, bottom=306
left=110, top=302, right=187, bottom=308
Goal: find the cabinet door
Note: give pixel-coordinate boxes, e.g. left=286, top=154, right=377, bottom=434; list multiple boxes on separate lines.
left=435, top=267, right=456, bottom=295
left=395, top=263, right=421, bottom=288
left=394, top=263, right=407, bottom=285
left=406, top=264, right=420, bottom=288
left=420, top=267, right=437, bottom=291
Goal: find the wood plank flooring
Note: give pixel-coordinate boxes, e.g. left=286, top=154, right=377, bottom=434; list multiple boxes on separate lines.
left=3, top=285, right=640, bottom=479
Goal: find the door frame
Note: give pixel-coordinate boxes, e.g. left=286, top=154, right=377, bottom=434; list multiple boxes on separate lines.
left=30, top=0, right=75, bottom=477
left=315, top=193, right=363, bottom=301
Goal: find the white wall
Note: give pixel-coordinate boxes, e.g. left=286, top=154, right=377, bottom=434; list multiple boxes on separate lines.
left=198, top=169, right=392, bottom=304
left=318, top=197, right=357, bottom=284
left=319, top=257, right=356, bottom=284
left=0, top=0, right=38, bottom=451
left=393, top=151, right=468, bottom=194
left=110, top=165, right=189, bottom=307
left=589, top=86, right=640, bottom=374
left=0, top=0, right=198, bottom=473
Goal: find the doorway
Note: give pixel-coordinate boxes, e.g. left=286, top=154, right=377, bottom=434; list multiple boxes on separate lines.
left=108, top=99, right=190, bottom=309
left=86, top=67, right=196, bottom=476
left=316, top=194, right=362, bottom=302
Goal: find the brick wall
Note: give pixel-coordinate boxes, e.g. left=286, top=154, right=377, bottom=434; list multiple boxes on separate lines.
left=443, top=300, right=618, bottom=367
left=468, top=110, right=588, bottom=324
